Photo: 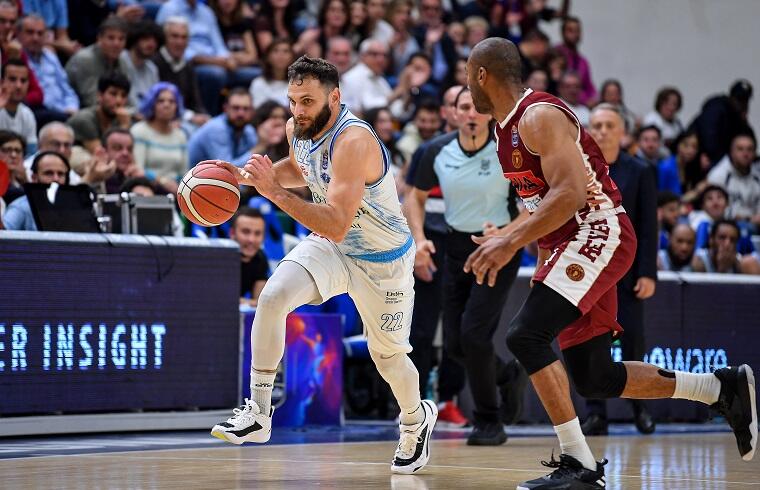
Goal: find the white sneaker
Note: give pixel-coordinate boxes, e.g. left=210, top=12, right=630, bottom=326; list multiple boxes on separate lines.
left=391, top=399, right=438, bottom=474
left=211, top=398, right=273, bottom=444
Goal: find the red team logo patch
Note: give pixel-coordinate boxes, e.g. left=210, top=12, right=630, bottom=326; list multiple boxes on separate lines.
left=566, top=263, right=585, bottom=282
left=504, top=170, right=545, bottom=196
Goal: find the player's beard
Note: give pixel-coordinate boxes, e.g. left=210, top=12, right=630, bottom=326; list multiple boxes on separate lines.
left=294, top=102, right=332, bottom=140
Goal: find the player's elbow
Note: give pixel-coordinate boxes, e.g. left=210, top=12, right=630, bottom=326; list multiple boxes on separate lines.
left=565, top=185, right=586, bottom=211
left=328, top=221, right=352, bottom=243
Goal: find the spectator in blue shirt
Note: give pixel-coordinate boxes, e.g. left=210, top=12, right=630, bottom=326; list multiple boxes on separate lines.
left=19, top=14, right=80, bottom=127
left=187, top=88, right=257, bottom=168
left=21, top=0, right=80, bottom=56
left=657, top=130, right=704, bottom=200
left=3, top=151, right=70, bottom=231
left=156, top=0, right=250, bottom=115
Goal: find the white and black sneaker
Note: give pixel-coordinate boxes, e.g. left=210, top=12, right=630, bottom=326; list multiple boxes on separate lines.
left=517, top=453, right=607, bottom=489
left=211, top=398, right=273, bottom=445
left=711, top=364, right=757, bottom=461
left=391, top=399, right=438, bottom=474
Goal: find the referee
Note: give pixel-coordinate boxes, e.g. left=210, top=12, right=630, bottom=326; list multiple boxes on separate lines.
left=403, top=87, right=524, bottom=445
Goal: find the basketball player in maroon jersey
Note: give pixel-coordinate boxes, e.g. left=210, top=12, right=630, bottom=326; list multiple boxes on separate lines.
left=463, top=37, right=756, bottom=489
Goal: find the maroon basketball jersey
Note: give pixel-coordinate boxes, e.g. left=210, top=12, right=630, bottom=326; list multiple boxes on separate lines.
left=494, top=89, right=624, bottom=249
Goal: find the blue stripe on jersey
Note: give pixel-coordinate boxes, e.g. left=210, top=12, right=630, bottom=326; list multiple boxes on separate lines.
left=310, top=106, right=349, bottom=154
left=329, top=118, right=390, bottom=188
left=347, top=233, right=413, bottom=263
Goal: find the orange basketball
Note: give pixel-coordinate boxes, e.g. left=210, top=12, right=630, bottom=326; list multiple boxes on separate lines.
left=177, top=163, right=241, bottom=226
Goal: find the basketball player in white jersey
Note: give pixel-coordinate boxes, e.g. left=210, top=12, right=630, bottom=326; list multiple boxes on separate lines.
left=208, top=56, right=437, bottom=474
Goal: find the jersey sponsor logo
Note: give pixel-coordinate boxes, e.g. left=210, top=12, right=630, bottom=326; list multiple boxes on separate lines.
left=565, top=263, right=585, bottom=282
left=321, top=172, right=331, bottom=184
left=504, top=170, right=544, bottom=195
left=385, top=290, right=405, bottom=305
left=511, top=125, right=519, bottom=147
left=578, top=219, right=610, bottom=263
left=511, top=149, right=523, bottom=169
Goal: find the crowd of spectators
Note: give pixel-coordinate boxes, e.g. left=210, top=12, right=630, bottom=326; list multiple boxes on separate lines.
left=0, top=0, right=756, bottom=279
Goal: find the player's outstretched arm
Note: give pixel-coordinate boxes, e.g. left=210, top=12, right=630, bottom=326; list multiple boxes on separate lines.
left=465, top=105, right=587, bottom=286
left=207, top=119, right=307, bottom=189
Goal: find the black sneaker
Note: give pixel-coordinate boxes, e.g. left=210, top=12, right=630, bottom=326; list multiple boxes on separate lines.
left=499, top=359, right=528, bottom=425
left=581, top=414, right=608, bottom=436
left=711, top=364, right=757, bottom=461
left=517, top=453, right=607, bottom=489
left=466, top=422, right=507, bottom=446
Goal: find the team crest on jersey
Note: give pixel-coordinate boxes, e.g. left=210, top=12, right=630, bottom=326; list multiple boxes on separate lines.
left=511, top=125, right=519, bottom=147
left=321, top=151, right=329, bottom=170
left=511, top=149, right=523, bottom=169
left=321, top=172, right=331, bottom=183
left=566, top=264, right=585, bottom=282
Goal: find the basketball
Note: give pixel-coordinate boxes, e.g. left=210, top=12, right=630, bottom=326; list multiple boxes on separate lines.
left=177, top=163, right=241, bottom=226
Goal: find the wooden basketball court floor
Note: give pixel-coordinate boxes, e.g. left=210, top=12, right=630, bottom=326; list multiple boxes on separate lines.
left=2, top=426, right=759, bottom=489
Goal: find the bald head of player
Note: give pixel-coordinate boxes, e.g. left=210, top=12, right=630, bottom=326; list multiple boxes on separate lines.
left=466, top=37, right=524, bottom=120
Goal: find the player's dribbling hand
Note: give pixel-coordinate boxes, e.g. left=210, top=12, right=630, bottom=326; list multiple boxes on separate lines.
left=244, top=154, right=279, bottom=197
left=464, top=235, right=517, bottom=287
left=209, top=160, right=257, bottom=186
left=414, top=240, right=437, bottom=282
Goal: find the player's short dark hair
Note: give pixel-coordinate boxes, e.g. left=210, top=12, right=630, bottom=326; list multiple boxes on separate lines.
left=97, top=72, right=131, bottom=94
left=98, top=15, right=128, bottom=36
left=657, top=191, right=679, bottom=208
left=30, top=150, right=70, bottom=183
left=638, top=124, right=661, bottom=140
left=1, top=58, right=28, bottom=79
left=469, top=37, right=523, bottom=86
left=231, top=206, right=264, bottom=228
left=287, top=56, right=340, bottom=92
left=654, top=86, right=682, bottom=112
left=710, top=218, right=740, bottom=240
left=126, top=20, right=163, bottom=50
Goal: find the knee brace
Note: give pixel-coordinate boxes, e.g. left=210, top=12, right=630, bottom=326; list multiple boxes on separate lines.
left=505, top=314, right=559, bottom=375
left=505, top=283, right=581, bottom=375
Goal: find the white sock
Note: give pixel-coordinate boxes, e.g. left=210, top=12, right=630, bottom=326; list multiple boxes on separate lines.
left=672, top=371, right=721, bottom=405
left=251, top=370, right=276, bottom=415
left=400, top=402, right=424, bottom=426
left=554, top=417, right=597, bottom=470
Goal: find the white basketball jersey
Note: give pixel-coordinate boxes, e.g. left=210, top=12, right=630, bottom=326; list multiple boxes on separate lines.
left=292, top=105, right=412, bottom=262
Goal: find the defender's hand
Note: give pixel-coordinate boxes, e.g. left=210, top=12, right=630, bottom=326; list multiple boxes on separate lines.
left=464, top=235, right=517, bottom=287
